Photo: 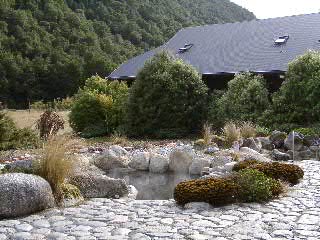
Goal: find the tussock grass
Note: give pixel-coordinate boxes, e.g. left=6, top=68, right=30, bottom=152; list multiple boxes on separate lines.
left=202, top=122, right=213, bottom=146
left=35, top=136, right=75, bottom=200
left=110, top=131, right=128, bottom=145
left=223, top=122, right=241, bottom=147
left=240, top=121, right=257, bottom=139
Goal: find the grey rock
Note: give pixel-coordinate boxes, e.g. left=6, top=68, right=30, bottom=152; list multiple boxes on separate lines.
left=272, top=149, right=290, bottom=161
left=0, top=173, right=55, bottom=219
left=129, top=152, right=150, bottom=170
left=242, top=137, right=262, bottom=152
left=257, top=137, right=275, bottom=151
left=239, top=147, right=272, bottom=162
left=70, top=173, right=128, bottom=198
left=204, top=146, right=220, bottom=154
left=189, top=158, right=211, bottom=175
left=94, top=145, right=129, bottom=171
left=149, top=154, right=169, bottom=173
left=169, top=146, right=195, bottom=173
left=270, top=131, right=287, bottom=148
left=4, top=160, right=33, bottom=172
left=284, top=132, right=304, bottom=151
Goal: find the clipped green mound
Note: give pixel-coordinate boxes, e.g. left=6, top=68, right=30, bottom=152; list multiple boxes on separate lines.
left=174, top=169, right=283, bottom=206
left=233, top=160, right=304, bottom=185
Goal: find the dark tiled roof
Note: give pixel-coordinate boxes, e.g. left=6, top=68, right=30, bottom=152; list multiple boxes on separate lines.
left=109, top=13, right=320, bottom=79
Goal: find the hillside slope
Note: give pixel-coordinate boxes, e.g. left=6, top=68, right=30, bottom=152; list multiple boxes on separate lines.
left=0, top=0, right=254, bottom=107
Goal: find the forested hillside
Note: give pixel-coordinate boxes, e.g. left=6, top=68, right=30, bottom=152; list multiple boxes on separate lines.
left=0, top=0, right=255, bottom=108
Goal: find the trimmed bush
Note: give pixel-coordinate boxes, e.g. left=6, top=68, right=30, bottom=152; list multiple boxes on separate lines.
left=236, top=169, right=283, bottom=202
left=213, top=73, right=269, bottom=124
left=262, top=51, right=320, bottom=129
left=232, top=159, right=260, bottom=172
left=69, top=76, right=128, bottom=138
left=174, top=169, right=283, bottom=206
left=126, top=51, right=208, bottom=138
left=233, top=161, right=304, bottom=185
left=174, top=176, right=239, bottom=206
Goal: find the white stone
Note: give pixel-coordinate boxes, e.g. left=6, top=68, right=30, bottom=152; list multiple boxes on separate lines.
left=129, top=152, right=150, bottom=170
left=189, top=158, right=211, bottom=175
left=149, top=154, right=169, bottom=173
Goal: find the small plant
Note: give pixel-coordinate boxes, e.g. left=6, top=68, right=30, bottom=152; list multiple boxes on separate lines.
left=34, top=136, right=75, bottom=201
left=223, top=122, right=241, bottom=147
left=232, top=159, right=260, bottom=171
left=240, top=121, right=256, bottom=139
left=236, top=169, right=283, bottom=203
left=293, top=128, right=319, bottom=137
left=202, top=122, right=213, bottom=146
left=110, top=131, right=128, bottom=145
left=256, top=125, right=271, bottom=137
left=36, top=110, right=64, bottom=140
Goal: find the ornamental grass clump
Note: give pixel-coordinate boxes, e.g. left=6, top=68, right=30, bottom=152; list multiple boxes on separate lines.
left=240, top=121, right=257, bottom=139
left=34, top=136, right=75, bottom=201
left=223, top=122, right=241, bottom=147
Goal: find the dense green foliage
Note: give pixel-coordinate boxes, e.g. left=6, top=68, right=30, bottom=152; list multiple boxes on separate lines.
left=262, top=51, right=320, bottom=130
left=0, top=112, right=39, bottom=150
left=126, top=52, right=209, bottom=138
left=69, top=76, right=128, bottom=138
left=0, top=0, right=254, bottom=108
left=174, top=169, right=283, bottom=206
left=211, top=73, right=270, bottom=126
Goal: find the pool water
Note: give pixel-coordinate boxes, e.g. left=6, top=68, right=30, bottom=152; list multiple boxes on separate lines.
left=107, top=168, right=197, bottom=200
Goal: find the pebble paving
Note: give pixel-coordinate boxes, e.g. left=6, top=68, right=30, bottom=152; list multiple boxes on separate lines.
left=0, top=160, right=319, bottom=240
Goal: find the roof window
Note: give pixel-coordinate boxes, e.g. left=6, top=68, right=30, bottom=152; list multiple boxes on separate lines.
left=179, top=43, right=194, bottom=53
left=275, top=35, right=289, bottom=45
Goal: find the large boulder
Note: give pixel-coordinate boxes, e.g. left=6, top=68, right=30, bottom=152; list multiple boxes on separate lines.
left=257, top=137, right=275, bottom=151
left=272, top=149, right=290, bottom=161
left=129, top=152, right=150, bottom=170
left=149, top=154, right=169, bottom=173
left=95, top=145, right=129, bottom=171
left=169, top=146, right=195, bottom=173
left=4, top=159, right=33, bottom=173
left=0, top=173, right=55, bottom=219
left=241, top=138, right=262, bottom=152
left=270, top=131, right=287, bottom=149
left=189, top=158, right=211, bottom=175
left=70, top=173, right=129, bottom=198
left=239, top=147, right=272, bottom=162
left=284, top=132, right=304, bottom=151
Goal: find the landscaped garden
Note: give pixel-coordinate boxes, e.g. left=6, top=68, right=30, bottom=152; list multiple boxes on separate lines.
left=0, top=50, right=320, bottom=239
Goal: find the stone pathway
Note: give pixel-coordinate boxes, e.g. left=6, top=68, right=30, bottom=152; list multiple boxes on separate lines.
left=0, top=160, right=319, bottom=240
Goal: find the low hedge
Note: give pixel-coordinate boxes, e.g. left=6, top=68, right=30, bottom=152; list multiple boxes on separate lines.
left=174, top=169, right=283, bottom=206
left=233, top=160, right=304, bottom=185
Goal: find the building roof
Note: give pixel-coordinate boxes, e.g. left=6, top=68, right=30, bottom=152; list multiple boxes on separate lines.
left=109, top=13, right=320, bottom=79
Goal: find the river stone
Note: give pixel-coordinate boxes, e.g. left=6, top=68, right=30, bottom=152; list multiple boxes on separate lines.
left=129, top=152, right=150, bottom=170
left=70, top=173, right=129, bottom=198
left=4, top=159, right=34, bottom=173
left=242, top=137, right=262, bottom=152
left=95, top=145, right=129, bottom=171
left=149, top=154, right=169, bottom=173
left=284, top=132, right=305, bottom=151
left=257, top=137, right=275, bottom=151
left=239, top=147, right=272, bottom=162
left=272, top=149, right=290, bottom=161
left=270, top=131, right=287, bottom=149
left=0, top=173, right=55, bottom=219
left=189, top=158, right=211, bottom=175
left=169, top=146, right=195, bottom=173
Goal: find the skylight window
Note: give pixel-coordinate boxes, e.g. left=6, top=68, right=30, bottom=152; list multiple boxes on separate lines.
left=275, top=35, right=289, bottom=45
left=179, top=43, right=194, bottom=53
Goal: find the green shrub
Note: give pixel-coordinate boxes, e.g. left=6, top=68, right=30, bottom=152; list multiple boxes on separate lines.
left=236, top=169, right=283, bottom=202
left=0, top=112, right=39, bottom=150
left=126, top=51, right=208, bottom=138
left=174, top=169, right=283, bottom=206
left=233, top=161, right=304, bottom=185
left=174, top=176, right=239, bottom=206
left=256, top=125, right=271, bottom=137
left=31, top=97, right=74, bottom=111
left=262, top=51, right=320, bottom=128
left=69, top=76, right=128, bottom=138
left=214, top=73, right=269, bottom=124
left=293, top=128, right=319, bottom=137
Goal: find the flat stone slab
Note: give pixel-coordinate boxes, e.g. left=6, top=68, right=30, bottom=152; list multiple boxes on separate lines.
left=0, top=160, right=319, bottom=240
